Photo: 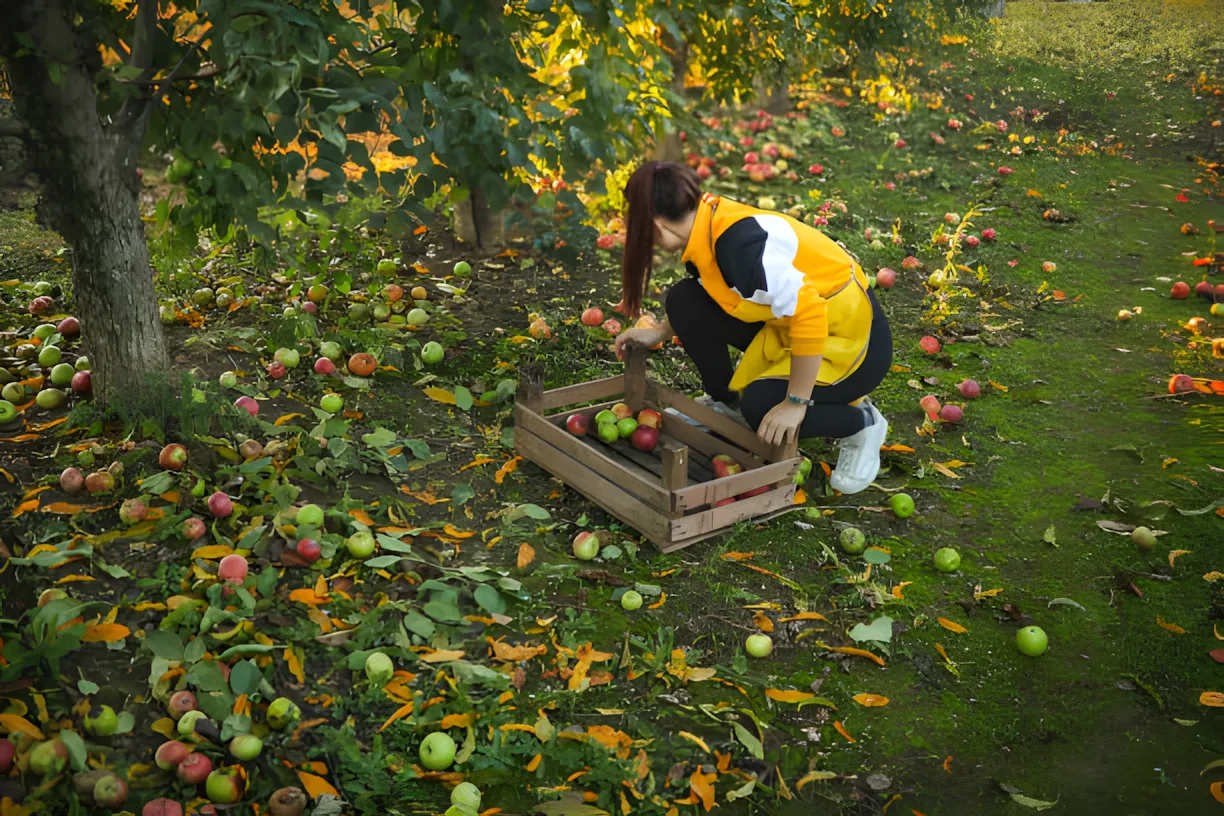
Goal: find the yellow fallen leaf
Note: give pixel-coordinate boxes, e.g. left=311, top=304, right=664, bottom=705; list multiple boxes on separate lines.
left=274, top=413, right=304, bottom=426
left=779, top=611, right=829, bottom=623
left=647, top=591, right=667, bottom=610
left=880, top=443, right=915, bottom=453
left=1205, top=572, right=1224, bottom=583
left=517, top=542, right=535, bottom=569
left=937, top=618, right=968, bottom=634
left=378, top=702, right=414, bottom=732
left=765, top=689, right=814, bottom=704
left=526, top=753, right=542, bottom=771
left=974, top=588, right=1004, bottom=600
left=931, top=462, right=961, bottom=479
left=55, top=575, right=96, bottom=584
left=284, top=648, right=305, bottom=684
left=796, top=770, right=838, bottom=789
left=422, top=387, right=456, bottom=405
left=852, top=694, right=890, bottom=707
left=987, top=380, right=1008, bottom=392
left=891, top=581, right=912, bottom=599
left=0, top=713, right=44, bottom=740
left=419, top=649, right=465, bottom=663
left=833, top=721, right=855, bottom=743
left=295, top=770, right=339, bottom=799
left=1157, top=616, right=1186, bottom=634
left=190, top=544, right=234, bottom=560
left=689, top=768, right=717, bottom=810
left=677, top=731, right=710, bottom=752
left=150, top=717, right=177, bottom=739
left=1162, top=457, right=1179, bottom=468
left=821, top=644, right=887, bottom=667
left=1200, top=692, right=1224, bottom=707
left=1168, top=549, right=1191, bottom=568
left=82, top=623, right=131, bottom=643
left=494, top=456, right=522, bottom=484
left=752, top=611, right=774, bottom=633
left=40, top=502, right=88, bottom=515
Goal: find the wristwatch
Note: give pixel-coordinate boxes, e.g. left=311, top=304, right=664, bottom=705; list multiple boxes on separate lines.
left=787, top=393, right=816, bottom=407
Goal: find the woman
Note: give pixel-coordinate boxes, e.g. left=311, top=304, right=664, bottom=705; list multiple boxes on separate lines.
left=612, top=161, right=893, bottom=495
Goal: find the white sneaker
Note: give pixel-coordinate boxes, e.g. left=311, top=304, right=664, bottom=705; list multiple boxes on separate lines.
left=829, top=401, right=889, bottom=495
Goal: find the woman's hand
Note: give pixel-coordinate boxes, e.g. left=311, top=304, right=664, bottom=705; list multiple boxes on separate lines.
left=756, top=400, right=806, bottom=447
left=613, top=325, right=668, bottom=358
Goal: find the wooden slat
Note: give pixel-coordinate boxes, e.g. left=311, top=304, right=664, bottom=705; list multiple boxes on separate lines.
left=623, top=345, right=648, bottom=411
left=539, top=376, right=624, bottom=412
left=656, top=505, right=797, bottom=553
left=658, top=433, right=717, bottom=483
left=515, top=427, right=671, bottom=543
left=518, top=363, right=544, bottom=411
left=544, top=399, right=622, bottom=422
left=672, top=458, right=802, bottom=512
left=588, top=434, right=667, bottom=477
left=654, top=384, right=797, bottom=462
left=661, top=442, right=688, bottom=492
left=515, top=406, right=670, bottom=512
left=669, top=483, right=797, bottom=542
left=655, top=409, right=763, bottom=469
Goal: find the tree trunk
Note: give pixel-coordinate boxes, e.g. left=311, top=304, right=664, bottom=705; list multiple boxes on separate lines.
left=653, top=35, right=689, bottom=163
left=982, top=0, right=1006, bottom=17
left=1, top=0, right=168, bottom=407
left=452, top=189, right=505, bottom=252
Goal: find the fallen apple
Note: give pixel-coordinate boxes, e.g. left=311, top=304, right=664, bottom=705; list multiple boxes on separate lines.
left=267, top=697, right=300, bottom=730
left=177, top=710, right=208, bottom=738
left=320, top=393, right=344, bottom=414
left=36, top=387, right=67, bottom=410
left=219, top=371, right=239, bottom=388
left=74, top=355, right=90, bottom=371
left=876, top=268, right=896, bottom=288
left=933, top=547, right=961, bottom=572
left=273, top=347, right=301, bottom=369
left=268, top=788, right=309, bottom=816
left=0, top=400, right=15, bottom=423
left=744, top=634, right=773, bottom=658
left=143, top=799, right=184, bottom=816
left=234, top=395, right=259, bottom=416
left=38, top=344, right=62, bottom=367
left=407, top=308, right=430, bottom=326
left=314, top=357, right=337, bottom=375
left=296, top=503, right=324, bottom=527
left=296, top=538, right=322, bottom=562
left=581, top=307, right=604, bottom=326
left=218, top=554, right=248, bottom=584
left=229, top=734, right=263, bottom=761
left=1131, top=526, right=1157, bottom=551
left=1, top=382, right=24, bottom=403
left=451, top=781, right=482, bottom=813
left=572, top=531, right=600, bottom=560
left=84, top=704, right=119, bottom=737
left=957, top=379, right=981, bottom=399
left=345, top=531, right=376, bottom=557
left=419, top=731, right=457, bottom=770
left=919, top=335, right=941, bottom=355
left=839, top=527, right=867, bottom=554
left=0, top=739, right=11, bottom=775
left=453, top=260, right=472, bottom=276
left=181, top=517, right=206, bottom=540
left=621, top=590, right=643, bottom=610
left=167, top=691, right=199, bottom=720
left=421, top=341, right=445, bottom=365
left=93, top=773, right=128, bottom=808
left=208, top=492, right=233, bottom=518
left=1016, top=625, right=1048, bottom=656
left=889, top=493, right=915, bottom=518
left=206, top=767, right=244, bottom=804
left=176, top=751, right=212, bottom=784
left=29, top=739, right=68, bottom=776
left=365, top=652, right=394, bottom=685
left=85, top=470, right=115, bottom=494
left=120, top=498, right=148, bottom=525
left=160, top=443, right=188, bottom=471
left=49, top=362, right=75, bottom=387
left=155, top=740, right=192, bottom=770
left=939, top=404, right=963, bottom=423
left=60, top=467, right=84, bottom=493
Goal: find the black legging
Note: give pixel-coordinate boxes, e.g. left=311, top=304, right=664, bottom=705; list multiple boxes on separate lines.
left=665, top=277, right=893, bottom=439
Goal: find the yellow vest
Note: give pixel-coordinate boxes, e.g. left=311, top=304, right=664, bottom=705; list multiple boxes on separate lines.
left=680, top=193, right=874, bottom=391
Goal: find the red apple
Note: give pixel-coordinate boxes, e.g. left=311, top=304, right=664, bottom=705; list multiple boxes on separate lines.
left=159, top=443, right=188, bottom=471
left=167, top=691, right=198, bottom=720
left=296, top=538, right=321, bottom=562
left=143, top=800, right=184, bottom=816
left=313, top=357, right=336, bottom=375
left=302, top=301, right=318, bottom=314
left=630, top=425, right=659, bottom=452
left=57, top=317, right=80, bottom=337
left=1171, top=281, right=1190, bottom=299
left=267, top=360, right=287, bottom=379
left=218, top=554, right=248, bottom=584
left=611, top=403, right=632, bottom=421
left=876, top=268, right=896, bottom=288
left=602, top=318, right=622, bottom=335
left=957, top=379, right=981, bottom=399
left=207, top=492, right=233, bottom=518
left=981, top=227, right=997, bottom=240
left=0, top=739, right=14, bottom=774
left=60, top=467, right=84, bottom=493
left=234, top=396, right=259, bottom=416
left=940, top=404, right=964, bottom=423
left=712, top=454, right=743, bottom=478
left=93, top=774, right=128, bottom=808
left=176, top=752, right=212, bottom=784
left=581, top=307, right=604, bottom=326
left=636, top=409, right=661, bottom=429
left=71, top=370, right=92, bottom=394
left=120, top=498, right=148, bottom=525
left=156, top=740, right=192, bottom=771
left=565, top=413, right=589, bottom=436
left=1195, top=280, right=1213, bottom=297
left=181, top=516, right=206, bottom=540
left=919, top=335, right=942, bottom=354
left=737, top=485, right=770, bottom=499
left=85, top=471, right=115, bottom=494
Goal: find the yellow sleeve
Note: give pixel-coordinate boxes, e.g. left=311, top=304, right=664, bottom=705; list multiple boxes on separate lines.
left=788, top=278, right=828, bottom=356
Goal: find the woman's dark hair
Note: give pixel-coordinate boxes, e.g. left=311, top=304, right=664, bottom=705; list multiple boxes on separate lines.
left=620, top=161, right=702, bottom=318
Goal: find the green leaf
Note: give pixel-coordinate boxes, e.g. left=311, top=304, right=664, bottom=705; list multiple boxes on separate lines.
left=474, top=585, right=505, bottom=615
left=363, top=555, right=403, bottom=569
left=140, top=470, right=177, bottom=495
left=733, top=722, right=764, bottom=759
left=229, top=660, right=262, bottom=696
left=863, top=547, right=891, bottom=565
left=187, top=660, right=228, bottom=692
left=848, top=615, right=893, bottom=644
left=197, top=690, right=235, bottom=722
left=184, top=637, right=207, bottom=665
left=362, top=427, right=398, bottom=447
left=423, top=597, right=462, bottom=623
left=58, top=729, right=88, bottom=772
left=143, top=630, right=185, bottom=662
left=376, top=534, right=415, bottom=554
left=404, top=611, right=436, bottom=639
left=239, top=456, right=274, bottom=473
left=256, top=566, right=279, bottom=599
left=114, top=711, right=135, bottom=735
left=451, top=483, right=476, bottom=506
left=77, top=679, right=99, bottom=695
left=517, top=503, right=550, bottom=521
left=1042, top=524, right=1057, bottom=547
left=452, top=661, right=510, bottom=689
left=454, top=386, right=473, bottom=411
left=403, top=439, right=432, bottom=459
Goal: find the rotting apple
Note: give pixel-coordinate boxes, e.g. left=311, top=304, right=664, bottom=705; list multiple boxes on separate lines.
left=93, top=773, right=128, bottom=807
left=168, top=691, right=199, bottom=721
left=60, top=467, right=84, bottom=494
left=143, top=799, right=184, bottom=816
left=572, top=531, right=600, bottom=560
left=268, top=788, right=309, bottom=816
left=266, top=697, right=300, bottom=730
left=119, top=498, right=148, bottom=525
left=29, top=739, right=68, bottom=776
left=84, top=704, right=119, bottom=737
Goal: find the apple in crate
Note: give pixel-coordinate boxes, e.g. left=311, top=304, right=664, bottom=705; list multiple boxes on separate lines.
left=565, top=413, right=589, bottom=436
left=636, top=409, right=661, bottom=429
left=712, top=454, right=743, bottom=478
left=611, top=402, right=632, bottom=421
left=630, top=425, right=658, bottom=452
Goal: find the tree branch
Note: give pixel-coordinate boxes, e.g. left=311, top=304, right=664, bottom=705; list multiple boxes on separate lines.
left=113, top=0, right=161, bottom=134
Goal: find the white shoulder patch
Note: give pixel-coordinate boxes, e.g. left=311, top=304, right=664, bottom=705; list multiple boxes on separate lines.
left=745, top=214, right=804, bottom=319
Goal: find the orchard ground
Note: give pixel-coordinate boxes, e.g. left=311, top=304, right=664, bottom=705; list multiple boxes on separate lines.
left=2, top=3, right=1223, bottom=815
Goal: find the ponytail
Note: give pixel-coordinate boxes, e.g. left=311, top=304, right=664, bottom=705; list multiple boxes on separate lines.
left=620, top=161, right=702, bottom=318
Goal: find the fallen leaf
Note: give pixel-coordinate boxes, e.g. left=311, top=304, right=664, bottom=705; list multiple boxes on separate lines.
left=852, top=694, right=889, bottom=707
left=295, top=770, right=339, bottom=799
left=765, top=689, right=814, bottom=704
left=191, top=544, right=235, bottom=560
left=82, top=623, right=131, bottom=643
left=1212, top=782, right=1224, bottom=804
left=1200, top=692, right=1224, bottom=707
left=1156, top=616, right=1186, bottom=634
left=0, top=713, right=44, bottom=740
left=779, top=612, right=829, bottom=623
left=937, top=618, right=968, bottom=634
left=795, top=770, right=837, bottom=789
left=1168, top=549, right=1191, bottom=568
left=419, top=649, right=465, bottom=663
left=689, top=767, right=717, bottom=811
left=833, top=721, right=855, bottom=743
left=822, top=644, right=887, bottom=667
left=677, top=731, right=710, bottom=752
left=494, top=457, right=522, bottom=484
left=752, top=611, right=774, bottom=633
left=517, top=542, right=536, bottom=569
left=423, top=387, right=457, bottom=405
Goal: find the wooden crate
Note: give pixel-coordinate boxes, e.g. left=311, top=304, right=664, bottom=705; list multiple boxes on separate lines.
left=514, top=347, right=802, bottom=552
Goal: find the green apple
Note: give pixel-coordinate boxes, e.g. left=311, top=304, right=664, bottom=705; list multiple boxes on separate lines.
left=74, top=356, right=90, bottom=371
left=36, top=388, right=67, bottom=410
left=615, top=417, right=638, bottom=439
left=1, top=383, right=23, bottom=403
left=596, top=422, right=619, bottom=444
left=320, top=341, right=343, bottom=362
left=365, top=652, right=394, bottom=685
left=451, top=781, right=482, bottom=812
left=49, top=363, right=75, bottom=387
left=229, top=734, right=263, bottom=761
left=571, top=531, right=600, bottom=560
left=620, top=590, right=643, bottom=611
left=453, top=260, right=472, bottom=277
left=320, top=393, right=344, bottom=414
left=219, top=371, right=238, bottom=388
left=296, top=504, right=324, bottom=527
left=1016, top=625, right=1048, bottom=657
left=178, top=710, right=208, bottom=738
left=83, top=704, right=119, bottom=737
left=273, top=347, right=301, bottom=369
left=744, top=634, right=773, bottom=658
left=933, top=547, right=961, bottom=573
left=0, top=400, right=16, bottom=423
left=377, top=258, right=397, bottom=275
left=348, top=303, right=372, bottom=322
left=889, top=493, right=915, bottom=518
left=345, top=531, right=376, bottom=558
left=418, top=732, right=457, bottom=770
left=1131, top=526, right=1157, bottom=551
left=594, top=410, right=617, bottom=426
left=266, top=697, right=300, bottom=730
left=421, top=341, right=444, bottom=365
left=205, top=767, right=243, bottom=804
left=37, top=345, right=62, bottom=367
left=407, top=308, right=429, bottom=326
left=839, top=527, right=866, bottom=555
left=172, top=155, right=195, bottom=178
left=28, top=739, right=67, bottom=776
left=799, top=457, right=813, bottom=478
left=372, top=303, right=392, bottom=321
left=32, top=323, right=57, bottom=341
